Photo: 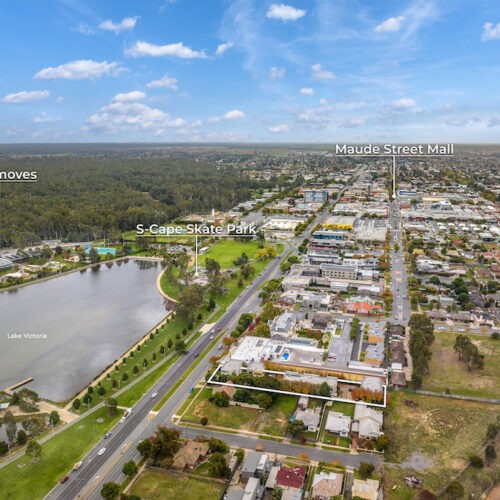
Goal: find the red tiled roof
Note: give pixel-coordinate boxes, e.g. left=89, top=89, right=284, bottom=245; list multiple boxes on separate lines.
left=276, top=466, right=306, bottom=489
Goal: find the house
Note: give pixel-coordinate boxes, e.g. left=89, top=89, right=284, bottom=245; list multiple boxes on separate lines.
left=344, top=302, right=382, bottom=316
left=265, top=465, right=280, bottom=490
left=270, top=312, right=297, bottom=340
left=364, top=342, right=385, bottom=367
left=276, top=466, right=306, bottom=499
left=325, top=411, right=352, bottom=437
left=171, top=440, right=209, bottom=470
left=353, top=405, right=384, bottom=439
left=241, top=452, right=269, bottom=483
left=297, top=396, right=309, bottom=410
left=311, top=312, right=331, bottom=331
left=351, top=478, right=380, bottom=500
left=302, top=292, right=331, bottom=311
left=226, top=477, right=263, bottom=500
left=212, top=381, right=237, bottom=399
left=295, top=408, right=321, bottom=432
left=311, top=471, right=344, bottom=499
left=361, top=376, right=384, bottom=393
left=391, top=371, right=406, bottom=388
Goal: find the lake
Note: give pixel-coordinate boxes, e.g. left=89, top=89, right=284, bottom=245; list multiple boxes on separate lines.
left=0, top=259, right=167, bottom=401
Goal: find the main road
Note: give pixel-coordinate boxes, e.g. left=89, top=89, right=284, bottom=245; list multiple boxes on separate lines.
left=48, top=168, right=378, bottom=500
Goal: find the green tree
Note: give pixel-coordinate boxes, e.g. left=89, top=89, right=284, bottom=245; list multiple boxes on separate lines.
left=174, top=340, right=187, bottom=354
left=272, top=486, right=283, bottom=500
left=210, top=391, right=229, bottom=407
left=137, top=439, right=151, bottom=459
left=98, top=385, right=106, bottom=396
left=358, top=462, right=375, bottom=479
left=25, top=440, right=42, bottom=458
left=49, top=411, right=61, bottom=427
left=89, top=247, right=101, bottom=264
left=318, top=381, right=331, bottom=397
left=133, top=365, right=140, bottom=375
left=208, top=437, right=229, bottom=453
left=254, top=323, right=271, bottom=338
left=444, top=480, right=464, bottom=499
left=0, top=441, right=8, bottom=456
left=122, top=460, right=138, bottom=478
left=106, top=398, right=118, bottom=415
left=234, top=448, right=244, bottom=463
left=485, top=444, right=497, bottom=464
left=288, top=419, right=304, bottom=437
left=200, top=416, right=208, bottom=426
left=255, top=393, right=273, bottom=409
left=16, top=429, right=27, bottom=445
left=100, top=482, right=120, bottom=500
left=208, top=452, right=229, bottom=478
left=469, top=454, right=483, bottom=468
left=3, top=411, right=17, bottom=443
left=72, top=398, right=81, bottom=410
left=177, top=284, right=205, bottom=323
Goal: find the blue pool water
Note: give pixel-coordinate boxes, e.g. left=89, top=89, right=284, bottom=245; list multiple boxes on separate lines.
left=282, top=352, right=290, bottom=361
left=84, top=246, right=116, bottom=255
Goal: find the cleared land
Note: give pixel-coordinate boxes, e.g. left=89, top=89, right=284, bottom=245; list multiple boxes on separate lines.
left=129, top=469, right=224, bottom=500
left=384, top=391, right=500, bottom=498
left=197, top=240, right=263, bottom=269
left=182, top=388, right=297, bottom=437
left=423, top=332, right=500, bottom=398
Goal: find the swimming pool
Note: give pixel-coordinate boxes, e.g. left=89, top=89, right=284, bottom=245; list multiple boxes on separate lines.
left=84, top=246, right=116, bottom=255
left=282, top=352, right=290, bottom=361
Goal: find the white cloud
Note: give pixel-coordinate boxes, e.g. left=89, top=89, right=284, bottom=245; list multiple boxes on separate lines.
left=311, top=63, right=336, bottom=80
left=208, top=109, right=246, bottom=123
left=113, top=91, right=146, bottom=102
left=300, top=87, right=314, bottom=95
left=392, top=97, right=417, bottom=109
left=33, top=112, right=61, bottom=123
left=84, top=100, right=186, bottom=134
left=269, top=67, right=286, bottom=80
left=2, top=90, right=50, bottom=104
left=268, top=124, right=290, bottom=133
left=147, top=75, right=179, bottom=91
left=401, top=0, right=438, bottom=41
left=266, top=3, right=306, bottom=21
left=482, top=22, right=500, bottom=41
left=375, top=16, right=405, bottom=33
left=290, top=98, right=333, bottom=128
left=215, top=42, right=234, bottom=56
left=35, top=60, right=125, bottom=80
left=99, top=16, right=139, bottom=34
left=125, top=41, right=207, bottom=59
left=339, top=118, right=366, bottom=128
left=74, top=23, right=95, bottom=35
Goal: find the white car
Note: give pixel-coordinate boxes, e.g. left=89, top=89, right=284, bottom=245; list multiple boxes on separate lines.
left=151, top=392, right=158, bottom=398
left=97, top=448, right=106, bottom=456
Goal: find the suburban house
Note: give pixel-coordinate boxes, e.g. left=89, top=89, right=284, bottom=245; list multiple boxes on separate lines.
left=325, top=411, right=352, bottom=437
left=226, top=477, right=263, bottom=500
left=240, top=452, right=269, bottom=483
left=344, top=301, right=382, bottom=315
left=276, top=466, right=307, bottom=500
left=351, top=478, right=380, bottom=500
left=171, top=440, right=209, bottom=470
left=295, top=408, right=321, bottom=432
left=364, top=342, right=385, bottom=367
left=212, top=381, right=237, bottom=400
left=270, top=312, right=297, bottom=340
left=311, top=471, right=344, bottom=499
left=352, top=405, right=384, bottom=439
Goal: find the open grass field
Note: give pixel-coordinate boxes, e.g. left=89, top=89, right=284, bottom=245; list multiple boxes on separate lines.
left=0, top=406, right=121, bottom=500
left=129, top=469, right=224, bottom=500
left=182, top=389, right=297, bottom=437
left=383, top=391, right=500, bottom=498
left=423, top=332, right=500, bottom=398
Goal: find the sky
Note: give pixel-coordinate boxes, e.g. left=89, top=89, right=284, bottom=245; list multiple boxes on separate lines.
left=0, top=0, right=499, bottom=143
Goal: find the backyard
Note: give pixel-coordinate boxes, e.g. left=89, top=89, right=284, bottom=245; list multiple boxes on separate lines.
left=181, top=388, right=297, bottom=437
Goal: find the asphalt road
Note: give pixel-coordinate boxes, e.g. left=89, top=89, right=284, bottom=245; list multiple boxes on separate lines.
left=389, top=200, right=411, bottom=325
left=47, top=168, right=369, bottom=500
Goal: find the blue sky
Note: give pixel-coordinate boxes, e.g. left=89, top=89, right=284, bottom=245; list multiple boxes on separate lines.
left=1, top=0, right=499, bottom=143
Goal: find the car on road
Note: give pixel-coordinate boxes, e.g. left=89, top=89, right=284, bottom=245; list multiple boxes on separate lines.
left=151, top=392, right=158, bottom=398
left=97, top=448, right=106, bottom=456
left=60, top=476, right=69, bottom=484
left=216, top=327, right=222, bottom=332
left=209, top=335, right=214, bottom=340
left=194, top=353, right=200, bottom=358
left=217, top=344, right=223, bottom=350
left=72, top=461, right=82, bottom=471
left=104, top=432, right=111, bottom=439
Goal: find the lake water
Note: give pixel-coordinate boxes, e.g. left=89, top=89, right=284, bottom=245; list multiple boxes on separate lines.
left=0, top=259, right=167, bottom=401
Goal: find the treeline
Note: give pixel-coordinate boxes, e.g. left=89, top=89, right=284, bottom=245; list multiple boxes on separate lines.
left=454, top=335, right=484, bottom=371
left=408, top=314, right=435, bottom=389
left=0, top=156, right=269, bottom=248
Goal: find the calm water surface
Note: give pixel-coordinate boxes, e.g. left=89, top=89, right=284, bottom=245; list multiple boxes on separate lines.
left=0, top=260, right=167, bottom=401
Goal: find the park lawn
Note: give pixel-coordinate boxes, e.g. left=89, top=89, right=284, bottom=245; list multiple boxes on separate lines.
left=160, top=266, right=182, bottom=300
left=130, top=469, right=224, bottom=500
left=0, top=406, right=121, bottom=500
left=197, top=240, right=262, bottom=268
left=383, top=391, right=499, bottom=496
left=422, top=332, right=500, bottom=398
